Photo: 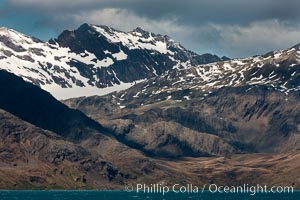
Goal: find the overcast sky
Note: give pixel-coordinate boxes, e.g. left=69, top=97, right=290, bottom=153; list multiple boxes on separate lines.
left=1, top=0, right=300, bottom=58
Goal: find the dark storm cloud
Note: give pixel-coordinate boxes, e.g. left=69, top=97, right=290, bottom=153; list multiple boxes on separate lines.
left=4, top=0, right=300, bottom=57
left=9, top=0, right=300, bottom=24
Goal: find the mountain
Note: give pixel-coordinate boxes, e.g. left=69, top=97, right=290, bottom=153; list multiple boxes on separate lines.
left=108, top=43, right=300, bottom=105
left=0, top=24, right=223, bottom=99
left=0, top=77, right=299, bottom=189
left=3, top=69, right=290, bottom=190
left=64, top=44, right=300, bottom=157
left=0, top=70, right=108, bottom=142
left=0, top=70, right=206, bottom=189
left=2, top=104, right=299, bottom=189
left=1, top=24, right=300, bottom=189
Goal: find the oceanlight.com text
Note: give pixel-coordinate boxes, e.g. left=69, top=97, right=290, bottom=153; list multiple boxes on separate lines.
left=124, top=183, right=294, bottom=196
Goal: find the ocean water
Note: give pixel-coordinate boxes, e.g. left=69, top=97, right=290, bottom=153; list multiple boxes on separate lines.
left=0, top=190, right=299, bottom=200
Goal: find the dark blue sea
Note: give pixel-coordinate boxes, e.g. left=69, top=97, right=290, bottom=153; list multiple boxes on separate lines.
left=0, top=190, right=299, bottom=200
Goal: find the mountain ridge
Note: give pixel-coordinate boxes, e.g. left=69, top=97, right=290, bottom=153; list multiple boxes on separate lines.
left=0, top=24, right=224, bottom=99
left=0, top=24, right=300, bottom=189
left=62, top=40, right=300, bottom=157
left=0, top=69, right=110, bottom=142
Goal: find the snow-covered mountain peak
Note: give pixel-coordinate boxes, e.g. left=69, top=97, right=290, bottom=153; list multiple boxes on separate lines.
left=131, top=27, right=151, bottom=36
left=0, top=27, right=42, bottom=46
left=132, top=27, right=147, bottom=33
left=0, top=27, right=18, bottom=36
left=117, top=43, right=300, bottom=106
left=0, top=24, right=223, bottom=99
left=90, top=24, right=172, bottom=55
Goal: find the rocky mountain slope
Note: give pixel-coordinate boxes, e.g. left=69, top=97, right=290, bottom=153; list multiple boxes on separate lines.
left=0, top=70, right=110, bottom=142
left=1, top=24, right=300, bottom=189
left=1, top=90, right=300, bottom=189
left=0, top=24, right=223, bottom=99
left=1, top=105, right=299, bottom=189
left=107, top=43, right=300, bottom=105
left=0, top=70, right=201, bottom=189
left=64, top=44, right=300, bottom=157
left=4, top=69, right=297, bottom=190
